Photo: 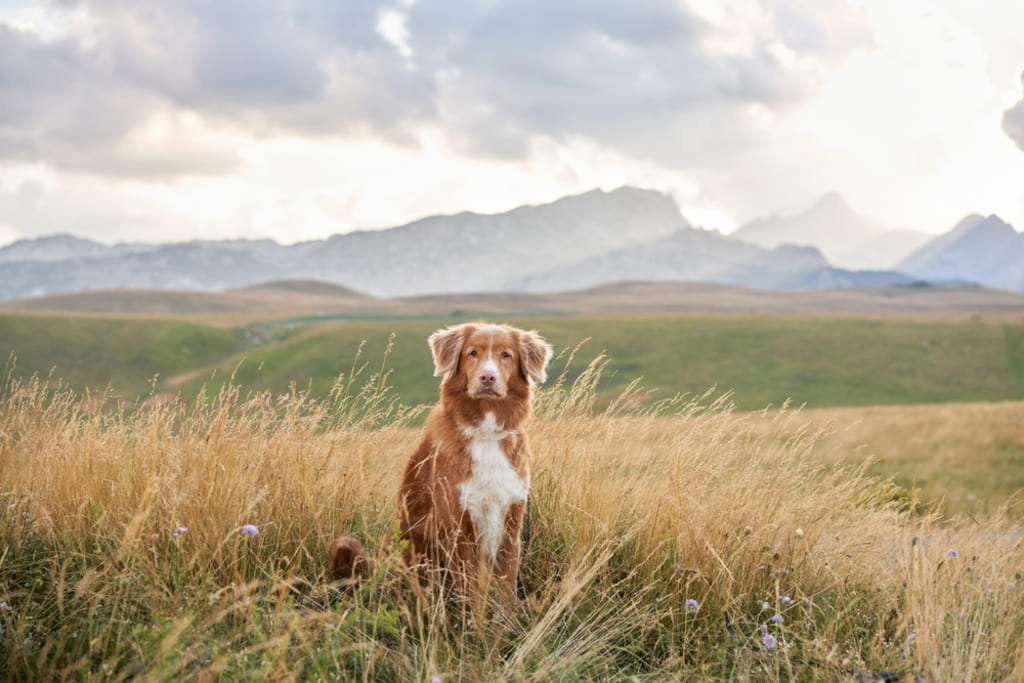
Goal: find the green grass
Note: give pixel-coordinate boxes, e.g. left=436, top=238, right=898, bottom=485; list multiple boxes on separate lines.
left=169, top=316, right=1024, bottom=410
left=3, top=314, right=1023, bottom=410
left=0, top=315, right=242, bottom=398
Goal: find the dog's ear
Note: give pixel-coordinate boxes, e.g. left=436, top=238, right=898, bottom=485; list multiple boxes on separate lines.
left=519, top=330, right=553, bottom=385
left=428, top=325, right=467, bottom=380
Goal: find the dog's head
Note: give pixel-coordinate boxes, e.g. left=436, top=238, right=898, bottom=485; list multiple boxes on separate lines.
left=428, top=322, right=553, bottom=400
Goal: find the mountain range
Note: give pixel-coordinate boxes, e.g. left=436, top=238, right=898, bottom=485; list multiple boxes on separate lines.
left=730, top=192, right=934, bottom=270
left=1, top=186, right=1022, bottom=300
left=896, top=214, right=1024, bottom=293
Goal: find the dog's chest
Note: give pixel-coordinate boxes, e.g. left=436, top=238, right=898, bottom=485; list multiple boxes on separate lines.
left=458, top=413, right=528, bottom=565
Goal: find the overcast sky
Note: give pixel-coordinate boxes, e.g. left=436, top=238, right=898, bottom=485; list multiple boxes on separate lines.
left=1, top=0, right=1023, bottom=247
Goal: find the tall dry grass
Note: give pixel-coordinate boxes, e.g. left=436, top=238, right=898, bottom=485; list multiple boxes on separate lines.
left=1, top=355, right=1023, bottom=680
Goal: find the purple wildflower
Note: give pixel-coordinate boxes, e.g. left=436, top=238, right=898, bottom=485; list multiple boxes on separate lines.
left=684, top=599, right=700, bottom=614
left=172, top=526, right=187, bottom=538
left=771, top=613, right=784, bottom=624
left=761, top=624, right=777, bottom=651
left=241, top=524, right=259, bottom=538
left=947, top=548, right=959, bottom=558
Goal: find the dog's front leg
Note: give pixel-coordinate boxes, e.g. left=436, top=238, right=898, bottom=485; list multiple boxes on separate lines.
left=494, top=500, right=526, bottom=600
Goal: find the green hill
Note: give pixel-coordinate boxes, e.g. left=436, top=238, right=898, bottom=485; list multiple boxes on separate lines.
left=0, top=315, right=242, bottom=399
left=4, top=313, right=1022, bottom=410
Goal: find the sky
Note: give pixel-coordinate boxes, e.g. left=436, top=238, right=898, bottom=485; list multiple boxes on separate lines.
left=1, top=0, right=1023, bottom=248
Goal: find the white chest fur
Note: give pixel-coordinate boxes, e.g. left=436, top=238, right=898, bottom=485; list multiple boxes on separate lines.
left=459, top=413, right=528, bottom=565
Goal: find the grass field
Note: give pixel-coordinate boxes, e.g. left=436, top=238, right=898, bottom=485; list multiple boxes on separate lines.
left=2, top=367, right=1023, bottom=680
left=749, top=401, right=1024, bottom=518
left=0, top=315, right=242, bottom=395
left=2, top=306, right=1023, bottom=677
left=3, top=313, right=1023, bottom=411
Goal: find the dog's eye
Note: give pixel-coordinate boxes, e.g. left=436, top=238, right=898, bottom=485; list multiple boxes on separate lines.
left=468, top=350, right=478, bottom=357
left=501, top=351, right=512, bottom=359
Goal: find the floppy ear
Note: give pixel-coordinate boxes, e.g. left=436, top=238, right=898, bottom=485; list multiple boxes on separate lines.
left=428, top=325, right=467, bottom=380
left=519, top=330, right=553, bottom=385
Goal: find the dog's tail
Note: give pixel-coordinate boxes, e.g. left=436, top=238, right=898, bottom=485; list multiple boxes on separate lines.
left=327, top=536, right=370, bottom=579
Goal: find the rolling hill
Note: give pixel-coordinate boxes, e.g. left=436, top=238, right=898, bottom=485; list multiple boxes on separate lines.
left=4, top=280, right=1024, bottom=319
left=3, top=281, right=1024, bottom=410
left=3, top=308, right=1023, bottom=412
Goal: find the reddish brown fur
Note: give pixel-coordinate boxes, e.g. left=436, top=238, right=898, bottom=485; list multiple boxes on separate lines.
left=327, top=536, right=369, bottom=579
left=328, top=322, right=552, bottom=606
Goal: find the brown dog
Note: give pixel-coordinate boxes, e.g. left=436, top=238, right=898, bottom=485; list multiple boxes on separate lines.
left=329, top=322, right=552, bottom=604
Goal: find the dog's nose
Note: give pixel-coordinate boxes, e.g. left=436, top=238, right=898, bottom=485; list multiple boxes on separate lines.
left=479, top=370, right=496, bottom=386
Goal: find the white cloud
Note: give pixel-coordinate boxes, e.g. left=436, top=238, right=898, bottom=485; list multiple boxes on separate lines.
left=1004, top=71, right=1024, bottom=151
left=376, top=8, right=414, bottom=62
left=0, top=0, right=1022, bottom=247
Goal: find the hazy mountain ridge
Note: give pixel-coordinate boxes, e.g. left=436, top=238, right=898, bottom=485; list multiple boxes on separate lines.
left=0, top=234, right=158, bottom=263
left=730, top=193, right=933, bottom=270
left=0, top=187, right=688, bottom=300
left=898, top=215, right=1024, bottom=293
left=0, top=186, right=1021, bottom=300
left=285, top=187, right=688, bottom=296
left=502, top=229, right=902, bottom=292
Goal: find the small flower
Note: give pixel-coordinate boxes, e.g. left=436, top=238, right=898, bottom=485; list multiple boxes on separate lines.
left=0, top=600, right=11, bottom=613
left=684, top=599, right=700, bottom=614
left=172, top=526, right=188, bottom=538
left=761, top=624, right=777, bottom=651
left=743, top=525, right=753, bottom=535
left=771, top=613, right=784, bottom=624
left=780, top=595, right=793, bottom=605
left=906, top=632, right=916, bottom=642
left=430, top=677, right=442, bottom=683
left=794, top=528, right=804, bottom=538
left=947, top=548, right=959, bottom=558
left=241, top=524, right=259, bottom=538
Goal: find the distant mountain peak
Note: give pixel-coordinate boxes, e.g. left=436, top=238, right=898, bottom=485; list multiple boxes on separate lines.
left=805, top=192, right=874, bottom=229
left=9, top=233, right=101, bottom=247
left=950, top=214, right=986, bottom=232
left=898, top=213, right=1023, bottom=292
left=730, top=192, right=885, bottom=261
left=0, top=233, right=110, bottom=263
left=974, top=214, right=1015, bottom=234
left=808, top=192, right=851, bottom=213
left=940, top=214, right=1016, bottom=244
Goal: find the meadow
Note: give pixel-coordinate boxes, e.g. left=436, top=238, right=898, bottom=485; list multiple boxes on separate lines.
left=2, top=357, right=1024, bottom=680
left=3, top=313, right=1023, bottom=410
left=2, top=307, right=1024, bottom=679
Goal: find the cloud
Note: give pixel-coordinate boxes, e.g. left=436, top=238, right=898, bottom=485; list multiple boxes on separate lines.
left=0, top=21, right=242, bottom=178
left=1004, top=70, right=1024, bottom=152
left=408, top=0, right=869, bottom=163
left=0, top=0, right=874, bottom=179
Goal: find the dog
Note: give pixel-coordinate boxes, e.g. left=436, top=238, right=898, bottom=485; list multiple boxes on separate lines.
left=329, top=322, right=552, bottom=605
